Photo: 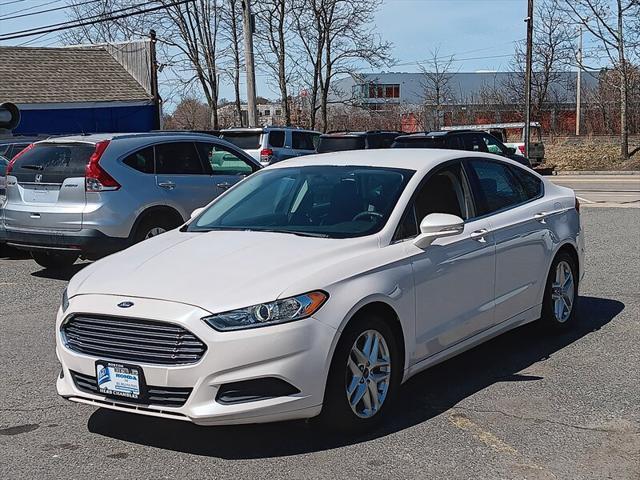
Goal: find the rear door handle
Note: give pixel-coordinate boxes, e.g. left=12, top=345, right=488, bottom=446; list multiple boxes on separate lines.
left=534, top=212, right=548, bottom=222
left=158, top=181, right=176, bottom=190
left=470, top=229, right=489, bottom=242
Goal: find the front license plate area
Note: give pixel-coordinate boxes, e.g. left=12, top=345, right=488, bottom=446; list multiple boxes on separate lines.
left=95, top=361, right=146, bottom=402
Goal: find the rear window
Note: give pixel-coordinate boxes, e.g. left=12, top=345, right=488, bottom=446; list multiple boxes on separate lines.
left=317, top=136, right=365, bottom=153
left=11, top=143, right=95, bottom=184
left=392, top=137, right=447, bottom=148
left=220, top=132, right=262, bottom=150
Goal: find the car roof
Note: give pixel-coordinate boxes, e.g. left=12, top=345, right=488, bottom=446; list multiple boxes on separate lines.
left=321, top=130, right=400, bottom=137
left=32, top=131, right=233, bottom=145
left=268, top=148, right=491, bottom=174
left=221, top=127, right=320, bottom=134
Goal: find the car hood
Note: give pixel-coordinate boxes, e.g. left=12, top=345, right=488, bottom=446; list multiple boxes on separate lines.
left=69, top=230, right=379, bottom=314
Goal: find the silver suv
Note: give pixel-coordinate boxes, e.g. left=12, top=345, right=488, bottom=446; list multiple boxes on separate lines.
left=220, top=127, right=320, bottom=166
left=0, top=132, right=260, bottom=268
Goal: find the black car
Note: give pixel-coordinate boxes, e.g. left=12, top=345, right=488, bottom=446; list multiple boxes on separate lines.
left=316, top=130, right=401, bottom=153
left=392, top=130, right=532, bottom=167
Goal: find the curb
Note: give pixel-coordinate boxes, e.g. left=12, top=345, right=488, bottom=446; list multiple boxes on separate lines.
left=554, top=170, right=640, bottom=175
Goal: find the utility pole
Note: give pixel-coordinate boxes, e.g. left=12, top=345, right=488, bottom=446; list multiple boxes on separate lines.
left=241, top=0, right=258, bottom=127
left=524, top=0, right=534, bottom=159
left=575, top=27, right=582, bottom=136
left=149, top=29, right=161, bottom=130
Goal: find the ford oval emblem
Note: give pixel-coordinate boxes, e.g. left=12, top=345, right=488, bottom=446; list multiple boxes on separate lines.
left=117, top=301, right=134, bottom=308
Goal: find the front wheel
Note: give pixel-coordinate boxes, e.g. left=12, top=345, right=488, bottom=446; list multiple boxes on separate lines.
left=320, top=313, right=401, bottom=430
left=31, top=251, right=79, bottom=270
left=541, top=252, right=578, bottom=329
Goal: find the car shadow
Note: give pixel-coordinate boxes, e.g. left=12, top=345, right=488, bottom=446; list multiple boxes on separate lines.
left=87, top=295, right=623, bottom=459
left=0, top=244, right=30, bottom=260
left=31, top=262, right=89, bottom=281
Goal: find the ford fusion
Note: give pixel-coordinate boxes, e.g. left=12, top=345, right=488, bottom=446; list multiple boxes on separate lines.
left=56, top=150, right=584, bottom=429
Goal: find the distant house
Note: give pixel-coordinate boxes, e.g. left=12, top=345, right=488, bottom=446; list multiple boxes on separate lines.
left=0, top=42, right=160, bottom=135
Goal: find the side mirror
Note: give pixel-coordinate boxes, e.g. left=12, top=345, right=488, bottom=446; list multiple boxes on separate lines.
left=413, top=213, right=464, bottom=249
left=190, top=207, right=205, bottom=220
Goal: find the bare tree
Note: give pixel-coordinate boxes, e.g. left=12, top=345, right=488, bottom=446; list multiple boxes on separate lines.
left=562, top=0, right=640, bottom=158
left=508, top=0, right=573, bottom=120
left=220, top=0, right=244, bottom=126
left=164, top=96, right=212, bottom=129
left=419, top=47, right=456, bottom=130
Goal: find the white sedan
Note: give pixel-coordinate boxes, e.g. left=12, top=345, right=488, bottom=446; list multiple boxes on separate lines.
left=56, top=149, right=584, bottom=429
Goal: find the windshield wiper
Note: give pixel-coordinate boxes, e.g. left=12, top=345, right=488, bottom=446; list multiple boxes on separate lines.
left=254, top=229, right=329, bottom=238
left=21, top=165, right=44, bottom=171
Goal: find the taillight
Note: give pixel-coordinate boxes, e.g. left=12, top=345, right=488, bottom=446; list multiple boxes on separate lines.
left=6, top=143, right=34, bottom=175
left=517, top=145, right=525, bottom=154
left=85, top=140, right=119, bottom=192
left=260, top=148, right=273, bottom=163
left=575, top=196, right=580, bottom=214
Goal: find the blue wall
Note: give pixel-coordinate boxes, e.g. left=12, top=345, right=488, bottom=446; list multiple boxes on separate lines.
left=13, top=104, right=157, bottom=135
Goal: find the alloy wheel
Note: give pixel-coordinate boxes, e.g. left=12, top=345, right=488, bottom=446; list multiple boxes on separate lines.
left=145, top=227, right=167, bottom=239
left=345, top=329, right=391, bottom=419
left=551, top=260, right=574, bottom=322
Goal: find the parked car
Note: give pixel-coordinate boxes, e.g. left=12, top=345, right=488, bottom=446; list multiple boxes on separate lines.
left=316, top=130, right=401, bottom=153
left=392, top=130, right=533, bottom=168
left=220, top=127, right=321, bottom=165
left=56, top=149, right=583, bottom=429
left=1, top=132, right=261, bottom=269
left=441, top=122, right=546, bottom=166
left=0, top=136, right=49, bottom=160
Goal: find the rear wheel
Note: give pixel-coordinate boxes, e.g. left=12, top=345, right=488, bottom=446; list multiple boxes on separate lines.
left=31, top=251, right=79, bottom=269
left=133, top=214, right=182, bottom=244
left=320, top=313, right=401, bottom=431
left=541, top=251, right=578, bottom=329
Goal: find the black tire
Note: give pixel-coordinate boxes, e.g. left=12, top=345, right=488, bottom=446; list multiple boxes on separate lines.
left=133, top=214, right=181, bottom=244
left=540, top=251, right=579, bottom=329
left=319, top=312, right=402, bottom=431
left=31, top=251, right=79, bottom=270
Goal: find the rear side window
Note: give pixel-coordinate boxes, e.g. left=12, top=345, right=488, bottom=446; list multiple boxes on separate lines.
left=155, top=142, right=204, bottom=175
left=292, top=132, right=317, bottom=150
left=393, top=137, right=447, bottom=149
left=123, top=147, right=154, bottom=174
left=463, top=134, right=488, bottom=153
left=11, top=143, right=95, bottom=183
left=220, top=132, right=261, bottom=150
left=268, top=131, right=285, bottom=148
left=510, top=166, right=543, bottom=199
left=467, top=159, right=528, bottom=215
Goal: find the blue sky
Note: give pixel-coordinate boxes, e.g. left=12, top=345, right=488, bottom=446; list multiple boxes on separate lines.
left=0, top=0, right=546, bottom=102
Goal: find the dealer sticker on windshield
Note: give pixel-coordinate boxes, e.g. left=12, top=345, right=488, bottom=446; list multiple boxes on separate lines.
left=96, top=362, right=141, bottom=399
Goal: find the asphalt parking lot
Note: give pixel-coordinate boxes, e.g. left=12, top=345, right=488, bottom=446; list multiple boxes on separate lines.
left=1, top=206, right=638, bottom=480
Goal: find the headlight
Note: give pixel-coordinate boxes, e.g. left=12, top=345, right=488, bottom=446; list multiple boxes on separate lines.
left=203, top=291, right=328, bottom=331
left=61, top=287, right=69, bottom=312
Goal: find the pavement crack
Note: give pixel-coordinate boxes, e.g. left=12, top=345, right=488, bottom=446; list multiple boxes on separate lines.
left=0, top=405, right=58, bottom=413
left=451, top=406, right=640, bottom=435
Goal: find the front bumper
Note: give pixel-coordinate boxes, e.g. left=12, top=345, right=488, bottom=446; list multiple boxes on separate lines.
left=3, top=227, right=129, bottom=258
left=56, top=294, right=336, bottom=425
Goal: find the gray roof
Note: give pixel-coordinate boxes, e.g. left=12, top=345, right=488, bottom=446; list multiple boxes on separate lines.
left=0, top=46, right=152, bottom=104
left=333, top=71, right=600, bottom=105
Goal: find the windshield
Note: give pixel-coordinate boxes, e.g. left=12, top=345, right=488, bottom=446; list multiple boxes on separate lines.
left=189, top=165, right=414, bottom=239
left=220, top=131, right=262, bottom=150
left=317, top=136, right=366, bottom=153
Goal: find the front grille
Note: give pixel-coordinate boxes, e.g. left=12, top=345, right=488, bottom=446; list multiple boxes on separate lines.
left=70, top=371, right=193, bottom=407
left=61, top=315, right=207, bottom=365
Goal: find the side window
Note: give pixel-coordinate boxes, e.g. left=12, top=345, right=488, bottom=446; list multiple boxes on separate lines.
left=464, top=134, right=488, bottom=153
left=123, top=146, right=154, bottom=174
left=468, top=159, right=528, bottom=215
left=196, top=142, right=255, bottom=176
left=446, top=136, right=464, bottom=150
left=481, top=134, right=505, bottom=155
left=292, top=132, right=316, bottom=150
left=268, top=130, right=285, bottom=148
left=510, top=165, right=543, bottom=200
left=393, top=205, right=419, bottom=241
left=155, top=142, right=204, bottom=175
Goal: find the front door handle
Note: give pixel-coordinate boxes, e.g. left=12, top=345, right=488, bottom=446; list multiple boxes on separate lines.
left=158, top=181, right=176, bottom=190
left=217, top=182, right=233, bottom=191
left=470, top=229, right=489, bottom=242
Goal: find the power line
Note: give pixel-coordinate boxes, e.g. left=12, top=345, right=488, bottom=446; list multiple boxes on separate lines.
left=0, top=0, right=187, bottom=41
left=2, top=0, right=33, bottom=6
left=0, top=0, right=62, bottom=20
left=0, top=0, right=102, bottom=21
